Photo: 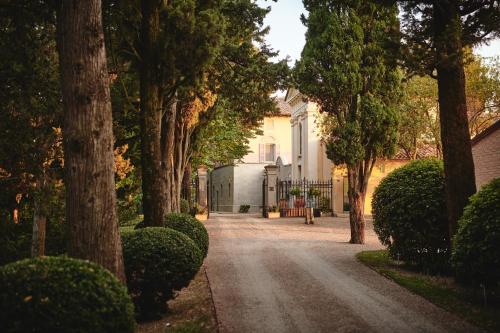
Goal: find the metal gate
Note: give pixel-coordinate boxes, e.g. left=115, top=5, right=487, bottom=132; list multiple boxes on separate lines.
left=276, top=178, right=333, bottom=217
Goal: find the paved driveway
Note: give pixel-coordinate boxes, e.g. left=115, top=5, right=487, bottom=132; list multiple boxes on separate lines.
left=204, top=213, right=480, bottom=333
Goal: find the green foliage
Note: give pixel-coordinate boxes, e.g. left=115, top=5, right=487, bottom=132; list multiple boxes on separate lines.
left=180, top=199, right=190, bottom=214
left=0, top=256, right=136, bottom=333
left=318, top=197, right=332, bottom=213
left=0, top=219, right=67, bottom=266
left=452, top=178, right=500, bottom=288
left=121, top=227, right=202, bottom=319
left=372, top=160, right=450, bottom=272
left=307, top=187, right=321, bottom=197
left=296, top=1, right=401, bottom=168
left=289, top=187, right=302, bottom=196
left=239, top=205, right=250, bottom=213
left=165, top=213, right=209, bottom=258
left=268, top=205, right=279, bottom=213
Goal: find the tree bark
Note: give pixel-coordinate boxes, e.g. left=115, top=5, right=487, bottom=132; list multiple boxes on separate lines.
left=347, top=165, right=365, bottom=244
left=161, top=100, right=177, bottom=214
left=139, top=0, right=166, bottom=227
left=434, top=3, right=477, bottom=240
left=31, top=175, right=47, bottom=257
left=57, top=0, right=125, bottom=282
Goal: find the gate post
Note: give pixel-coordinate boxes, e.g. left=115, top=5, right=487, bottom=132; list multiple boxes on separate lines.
left=264, top=165, right=278, bottom=210
left=197, top=166, right=208, bottom=209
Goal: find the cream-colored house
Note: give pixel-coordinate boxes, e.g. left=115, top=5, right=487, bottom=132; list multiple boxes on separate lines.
left=209, top=99, right=292, bottom=213
left=285, top=88, right=410, bottom=215
left=285, top=88, right=333, bottom=181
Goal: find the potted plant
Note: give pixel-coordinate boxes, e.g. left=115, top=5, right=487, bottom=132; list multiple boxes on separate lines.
left=290, top=187, right=305, bottom=208
left=318, top=197, right=332, bottom=217
left=267, top=205, right=280, bottom=219
left=193, top=204, right=208, bottom=221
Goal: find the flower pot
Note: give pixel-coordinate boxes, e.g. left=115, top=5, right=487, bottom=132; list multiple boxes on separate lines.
left=267, top=212, right=280, bottom=219
left=294, top=196, right=305, bottom=208
left=195, top=214, right=208, bottom=222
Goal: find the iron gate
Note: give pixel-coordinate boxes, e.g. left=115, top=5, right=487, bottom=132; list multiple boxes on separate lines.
left=276, top=178, right=333, bottom=217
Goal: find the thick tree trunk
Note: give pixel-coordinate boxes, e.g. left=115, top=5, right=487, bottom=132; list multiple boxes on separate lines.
left=434, top=4, right=476, bottom=240
left=57, top=0, right=125, bottom=282
left=182, top=163, right=192, bottom=208
left=31, top=175, right=47, bottom=257
left=347, top=165, right=365, bottom=244
left=161, top=100, right=177, bottom=214
left=140, top=0, right=165, bottom=227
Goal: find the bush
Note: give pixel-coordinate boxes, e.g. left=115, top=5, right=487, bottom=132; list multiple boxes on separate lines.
left=0, top=219, right=67, bottom=266
left=372, top=159, right=449, bottom=272
left=121, top=227, right=203, bottom=319
left=165, top=213, right=209, bottom=258
left=180, top=199, right=190, bottom=214
left=239, top=204, right=250, bottom=213
left=452, top=178, right=500, bottom=288
left=0, top=256, right=135, bottom=333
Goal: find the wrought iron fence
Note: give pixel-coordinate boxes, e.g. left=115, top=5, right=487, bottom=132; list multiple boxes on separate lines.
left=276, top=178, right=333, bottom=217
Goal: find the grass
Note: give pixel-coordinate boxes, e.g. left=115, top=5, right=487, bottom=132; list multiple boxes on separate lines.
left=357, top=250, right=500, bottom=333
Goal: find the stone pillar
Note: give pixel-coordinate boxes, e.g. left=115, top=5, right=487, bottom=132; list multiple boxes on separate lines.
left=265, top=165, right=278, bottom=208
left=197, top=166, right=208, bottom=208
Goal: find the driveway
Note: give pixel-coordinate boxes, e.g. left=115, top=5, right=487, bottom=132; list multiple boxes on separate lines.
left=204, top=213, right=480, bottom=333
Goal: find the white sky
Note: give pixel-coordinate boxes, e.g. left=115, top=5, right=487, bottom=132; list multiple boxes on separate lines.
left=256, top=0, right=500, bottom=64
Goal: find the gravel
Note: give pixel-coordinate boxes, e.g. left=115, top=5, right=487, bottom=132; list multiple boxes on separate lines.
left=204, top=213, right=481, bottom=333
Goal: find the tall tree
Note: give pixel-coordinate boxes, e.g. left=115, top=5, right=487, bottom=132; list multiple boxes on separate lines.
left=296, top=0, right=401, bottom=244
left=0, top=1, right=63, bottom=256
left=57, top=0, right=125, bottom=282
left=396, top=0, right=500, bottom=238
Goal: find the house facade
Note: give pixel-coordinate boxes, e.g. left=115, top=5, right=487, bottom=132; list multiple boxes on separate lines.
left=209, top=99, right=292, bottom=213
left=284, top=88, right=410, bottom=215
left=472, top=120, right=500, bottom=189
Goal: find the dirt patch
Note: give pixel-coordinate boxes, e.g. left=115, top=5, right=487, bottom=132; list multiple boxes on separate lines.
left=137, top=267, right=218, bottom=333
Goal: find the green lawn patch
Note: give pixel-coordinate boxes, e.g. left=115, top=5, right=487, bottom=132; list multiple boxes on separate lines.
left=357, top=250, right=500, bottom=332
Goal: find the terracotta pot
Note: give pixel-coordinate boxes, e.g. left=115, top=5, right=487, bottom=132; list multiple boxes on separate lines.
left=195, top=214, right=208, bottom=222
left=267, top=212, right=280, bottom=219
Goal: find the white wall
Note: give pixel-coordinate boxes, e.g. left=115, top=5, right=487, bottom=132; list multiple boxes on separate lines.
left=242, top=116, right=292, bottom=164
left=233, top=164, right=267, bottom=213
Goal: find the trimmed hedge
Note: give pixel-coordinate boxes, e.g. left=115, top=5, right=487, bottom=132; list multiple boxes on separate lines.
left=372, top=159, right=450, bottom=272
left=165, top=213, right=209, bottom=258
left=452, top=178, right=500, bottom=288
left=121, top=227, right=203, bottom=319
left=0, top=256, right=136, bottom=333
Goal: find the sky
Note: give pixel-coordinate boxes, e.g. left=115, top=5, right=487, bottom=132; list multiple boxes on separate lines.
left=256, top=0, right=500, bottom=64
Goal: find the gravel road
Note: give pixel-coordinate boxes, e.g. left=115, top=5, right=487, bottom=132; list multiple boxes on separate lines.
left=204, top=213, right=481, bottom=333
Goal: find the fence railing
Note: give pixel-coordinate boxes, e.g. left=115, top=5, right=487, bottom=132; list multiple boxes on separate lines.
left=276, top=178, right=333, bottom=217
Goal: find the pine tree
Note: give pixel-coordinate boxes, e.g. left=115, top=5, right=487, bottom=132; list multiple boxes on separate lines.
left=57, top=0, right=125, bottom=282
left=396, top=0, right=500, bottom=239
left=295, top=0, right=401, bottom=244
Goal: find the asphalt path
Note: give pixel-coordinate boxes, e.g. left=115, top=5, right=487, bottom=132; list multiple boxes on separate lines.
left=204, top=213, right=481, bottom=333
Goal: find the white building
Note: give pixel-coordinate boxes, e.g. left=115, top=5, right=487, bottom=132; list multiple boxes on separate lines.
left=209, top=99, right=292, bottom=212
left=285, top=88, right=333, bottom=181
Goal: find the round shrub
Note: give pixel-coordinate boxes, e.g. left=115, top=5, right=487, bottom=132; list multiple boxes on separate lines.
left=121, top=227, right=203, bottom=319
left=165, top=213, right=209, bottom=258
left=180, top=199, right=190, bottom=214
left=0, top=256, right=136, bottom=333
left=452, top=178, right=500, bottom=288
left=372, top=159, right=449, bottom=272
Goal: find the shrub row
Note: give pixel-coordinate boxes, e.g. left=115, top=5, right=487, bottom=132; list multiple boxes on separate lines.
left=373, top=160, right=500, bottom=288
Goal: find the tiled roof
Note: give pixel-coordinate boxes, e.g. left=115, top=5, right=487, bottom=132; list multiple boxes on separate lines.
left=471, top=120, right=500, bottom=146
left=275, top=97, right=291, bottom=116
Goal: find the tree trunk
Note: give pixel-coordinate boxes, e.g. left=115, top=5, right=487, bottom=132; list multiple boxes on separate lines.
left=140, top=0, right=165, bottom=227
left=161, top=100, right=177, bottom=214
left=57, top=0, right=125, bottom=282
left=182, top=163, right=192, bottom=208
left=434, top=4, right=477, bottom=240
left=32, top=175, right=47, bottom=257
left=347, top=165, right=365, bottom=244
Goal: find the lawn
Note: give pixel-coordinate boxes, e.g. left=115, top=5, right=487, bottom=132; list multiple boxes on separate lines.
left=357, top=250, right=500, bottom=333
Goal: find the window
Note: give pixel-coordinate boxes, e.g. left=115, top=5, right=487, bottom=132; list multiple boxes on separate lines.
left=264, top=144, right=276, bottom=162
